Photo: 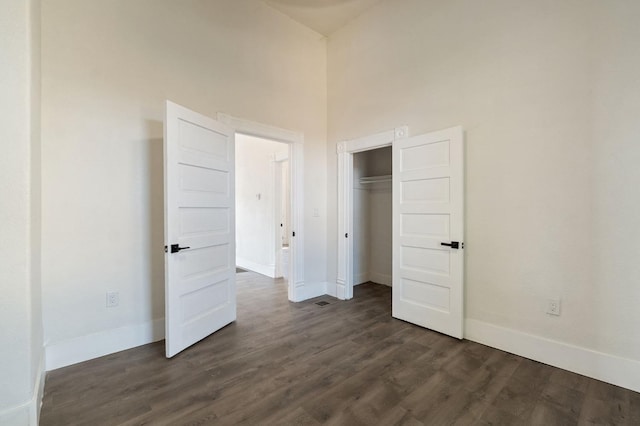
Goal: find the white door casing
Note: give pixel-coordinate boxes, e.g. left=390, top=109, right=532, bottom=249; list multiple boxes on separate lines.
left=392, top=126, right=464, bottom=339
left=335, top=127, right=408, bottom=300
left=217, top=113, right=305, bottom=302
left=164, top=101, right=236, bottom=358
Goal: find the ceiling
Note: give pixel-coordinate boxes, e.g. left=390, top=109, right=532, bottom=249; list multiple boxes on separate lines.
left=264, top=0, right=385, bottom=36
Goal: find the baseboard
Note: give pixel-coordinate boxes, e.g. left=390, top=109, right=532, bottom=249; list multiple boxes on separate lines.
left=46, top=318, right=165, bottom=371
left=33, top=352, right=45, bottom=425
left=0, top=351, right=45, bottom=426
left=0, top=405, right=29, bottom=426
left=354, top=272, right=369, bottom=286
left=369, top=272, right=392, bottom=286
left=293, top=281, right=327, bottom=302
left=326, top=281, right=337, bottom=298
left=465, top=318, right=640, bottom=393
left=236, top=257, right=276, bottom=278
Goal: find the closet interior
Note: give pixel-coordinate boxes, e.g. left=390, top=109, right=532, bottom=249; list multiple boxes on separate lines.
left=353, top=146, right=392, bottom=289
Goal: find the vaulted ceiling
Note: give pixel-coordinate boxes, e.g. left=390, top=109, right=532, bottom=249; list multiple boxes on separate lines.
left=264, top=0, right=384, bottom=36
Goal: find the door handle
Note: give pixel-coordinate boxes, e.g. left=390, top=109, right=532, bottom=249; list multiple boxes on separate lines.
left=441, top=241, right=461, bottom=249
left=170, top=244, right=191, bottom=253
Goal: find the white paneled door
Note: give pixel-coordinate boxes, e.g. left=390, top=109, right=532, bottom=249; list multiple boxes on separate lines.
left=164, top=101, right=236, bottom=358
left=392, top=126, right=464, bottom=339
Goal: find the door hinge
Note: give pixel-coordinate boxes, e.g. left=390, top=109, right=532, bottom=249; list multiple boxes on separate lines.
left=164, top=245, right=168, bottom=253
left=292, top=231, right=295, bottom=237
left=345, top=233, right=348, bottom=238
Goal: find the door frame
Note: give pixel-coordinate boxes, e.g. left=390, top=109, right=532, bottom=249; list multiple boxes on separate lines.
left=218, top=113, right=304, bottom=302
left=335, top=126, right=408, bottom=300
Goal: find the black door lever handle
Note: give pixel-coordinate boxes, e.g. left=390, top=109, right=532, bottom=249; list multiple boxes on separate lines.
left=441, top=241, right=460, bottom=249
left=170, top=244, right=191, bottom=253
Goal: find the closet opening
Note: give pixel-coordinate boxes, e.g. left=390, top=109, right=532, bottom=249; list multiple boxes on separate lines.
left=336, top=125, right=464, bottom=338
left=335, top=126, right=407, bottom=301
left=352, top=147, right=392, bottom=294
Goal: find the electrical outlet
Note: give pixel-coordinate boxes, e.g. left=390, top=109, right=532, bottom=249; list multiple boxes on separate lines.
left=106, top=292, right=119, bottom=308
left=547, top=299, right=561, bottom=316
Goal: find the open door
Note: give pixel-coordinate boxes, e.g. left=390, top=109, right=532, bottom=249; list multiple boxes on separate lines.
left=164, top=101, right=236, bottom=357
left=392, top=126, right=464, bottom=339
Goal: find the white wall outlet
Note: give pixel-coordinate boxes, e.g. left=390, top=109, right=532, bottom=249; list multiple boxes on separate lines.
left=106, top=292, right=119, bottom=308
left=547, top=298, right=561, bottom=316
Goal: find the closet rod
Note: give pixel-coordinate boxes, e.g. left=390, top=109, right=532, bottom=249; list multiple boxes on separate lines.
left=359, top=175, right=392, bottom=184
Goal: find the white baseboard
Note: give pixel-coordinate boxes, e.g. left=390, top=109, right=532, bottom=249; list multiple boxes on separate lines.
left=236, top=257, right=276, bottom=278
left=33, top=352, right=45, bottom=425
left=0, top=406, right=29, bottom=426
left=465, top=319, right=640, bottom=393
left=45, top=318, right=164, bottom=371
left=0, top=351, right=45, bottom=426
left=369, top=272, right=392, bottom=287
left=326, top=280, right=337, bottom=298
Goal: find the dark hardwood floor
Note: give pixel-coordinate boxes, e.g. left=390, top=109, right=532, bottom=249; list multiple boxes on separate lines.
left=41, top=272, right=640, bottom=425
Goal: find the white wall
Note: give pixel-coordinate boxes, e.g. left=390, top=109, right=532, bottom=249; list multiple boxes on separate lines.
left=590, top=0, right=640, bottom=369
left=368, top=187, right=391, bottom=286
left=327, top=0, right=640, bottom=390
left=41, top=0, right=327, bottom=369
left=0, top=0, right=44, bottom=423
left=235, top=134, right=288, bottom=276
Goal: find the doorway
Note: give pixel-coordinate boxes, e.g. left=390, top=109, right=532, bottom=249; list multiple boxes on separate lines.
left=235, top=134, right=290, bottom=282
left=336, top=125, right=465, bottom=339
left=218, top=113, right=304, bottom=302
left=273, top=153, right=291, bottom=279
left=164, top=103, right=307, bottom=358
left=335, top=126, right=407, bottom=300
left=352, top=147, right=392, bottom=290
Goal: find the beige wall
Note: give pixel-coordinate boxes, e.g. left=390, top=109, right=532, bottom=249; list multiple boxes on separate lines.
left=41, top=0, right=327, bottom=367
left=328, top=0, right=640, bottom=363
left=0, top=0, right=43, bottom=423
left=590, top=0, right=640, bottom=360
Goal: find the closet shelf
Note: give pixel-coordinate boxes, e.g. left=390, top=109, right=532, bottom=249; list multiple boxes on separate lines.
left=359, top=175, right=392, bottom=184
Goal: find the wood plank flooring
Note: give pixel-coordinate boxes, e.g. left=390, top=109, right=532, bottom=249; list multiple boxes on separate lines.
left=41, top=272, right=640, bottom=425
